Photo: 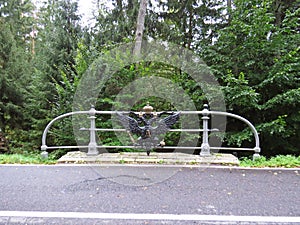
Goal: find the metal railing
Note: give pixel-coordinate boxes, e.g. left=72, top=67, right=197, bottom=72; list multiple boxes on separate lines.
left=41, top=105, right=261, bottom=159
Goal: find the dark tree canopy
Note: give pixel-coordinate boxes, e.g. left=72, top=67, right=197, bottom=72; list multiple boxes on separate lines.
left=0, top=0, right=298, bottom=157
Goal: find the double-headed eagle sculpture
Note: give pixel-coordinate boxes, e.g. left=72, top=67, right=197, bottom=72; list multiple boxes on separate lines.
left=117, top=106, right=180, bottom=155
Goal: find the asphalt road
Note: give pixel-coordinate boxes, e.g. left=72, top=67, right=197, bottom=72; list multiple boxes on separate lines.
left=0, top=164, right=299, bottom=224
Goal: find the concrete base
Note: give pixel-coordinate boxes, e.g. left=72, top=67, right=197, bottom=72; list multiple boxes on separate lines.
left=58, top=151, right=239, bottom=166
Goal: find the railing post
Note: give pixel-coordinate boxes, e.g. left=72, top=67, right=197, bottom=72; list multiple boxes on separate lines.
left=253, top=147, right=261, bottom=160
left=200, top=104, right=211, bottom=156
left=41, top=147, right=48, bottom=159
left=87, top=105, right=99, bottom=156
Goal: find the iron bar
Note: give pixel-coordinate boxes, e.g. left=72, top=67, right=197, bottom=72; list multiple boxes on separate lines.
left=43, top=145, right=257, bottom=152
left=79, top=128, right=219, bottom=132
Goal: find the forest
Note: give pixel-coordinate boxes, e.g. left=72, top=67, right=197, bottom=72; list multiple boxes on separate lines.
left=0, top=0, right=299, bottom=159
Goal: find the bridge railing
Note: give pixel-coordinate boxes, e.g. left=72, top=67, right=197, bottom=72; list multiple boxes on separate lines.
left=41, top=105, right=261, bottom=159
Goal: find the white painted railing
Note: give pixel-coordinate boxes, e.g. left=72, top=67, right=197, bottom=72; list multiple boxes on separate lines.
left=41, top=105, right=260, bottom=159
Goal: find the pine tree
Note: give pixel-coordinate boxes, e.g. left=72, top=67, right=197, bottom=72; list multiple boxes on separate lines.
left=26, top=0, right=82, bottom=147
left=0, top=0, right=35, bottom=133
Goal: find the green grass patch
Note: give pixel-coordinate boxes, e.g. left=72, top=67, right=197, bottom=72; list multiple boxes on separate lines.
left=0, top=153, right=57, bottom=164
left=119, top=159, right=125, bottom=164
left=158, top=160, right=165, bottom=164
left=240, top=155, right=300, bottom=168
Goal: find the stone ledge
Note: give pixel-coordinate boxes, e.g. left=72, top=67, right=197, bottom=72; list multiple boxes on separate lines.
left=57, top=151, right=239, bottom=165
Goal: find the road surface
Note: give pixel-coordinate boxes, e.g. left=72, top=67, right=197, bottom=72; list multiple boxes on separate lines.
left=0, top=164, right=299, bottom=224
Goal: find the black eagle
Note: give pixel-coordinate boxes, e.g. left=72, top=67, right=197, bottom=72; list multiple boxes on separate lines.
left=116, top=112, right=180, bottom=155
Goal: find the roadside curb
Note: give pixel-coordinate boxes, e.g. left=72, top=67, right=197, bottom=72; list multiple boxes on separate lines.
left=1, top=163, right=300, bottom=170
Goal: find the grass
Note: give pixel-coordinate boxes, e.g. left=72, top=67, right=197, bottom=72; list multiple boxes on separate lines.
left=240, top=155, right=300, bottom=168
left=0, top=153, right=57, bottom=164
left=1, top=151, right=299, bottom=168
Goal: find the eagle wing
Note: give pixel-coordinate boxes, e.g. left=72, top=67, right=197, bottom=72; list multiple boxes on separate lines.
left=152, top=112, right=180, bottom=136
left=116, top=112, right=143, bottom=136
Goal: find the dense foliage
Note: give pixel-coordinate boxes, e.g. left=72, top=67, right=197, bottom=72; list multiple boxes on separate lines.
left=0, top=0, right=299, bottom=157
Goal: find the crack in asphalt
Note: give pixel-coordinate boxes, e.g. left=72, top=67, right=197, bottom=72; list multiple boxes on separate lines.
left=62, top=175, right=152, bottom=193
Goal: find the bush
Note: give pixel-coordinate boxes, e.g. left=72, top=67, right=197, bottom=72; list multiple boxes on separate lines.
left=240, top=155, right=300, bottom=168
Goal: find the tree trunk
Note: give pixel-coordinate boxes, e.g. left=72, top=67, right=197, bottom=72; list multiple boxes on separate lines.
left=227, top=0, right=232, bottom=23
left=274, top=0, right=283, bottom=27
left=133, top=0, right=147, bottom=56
